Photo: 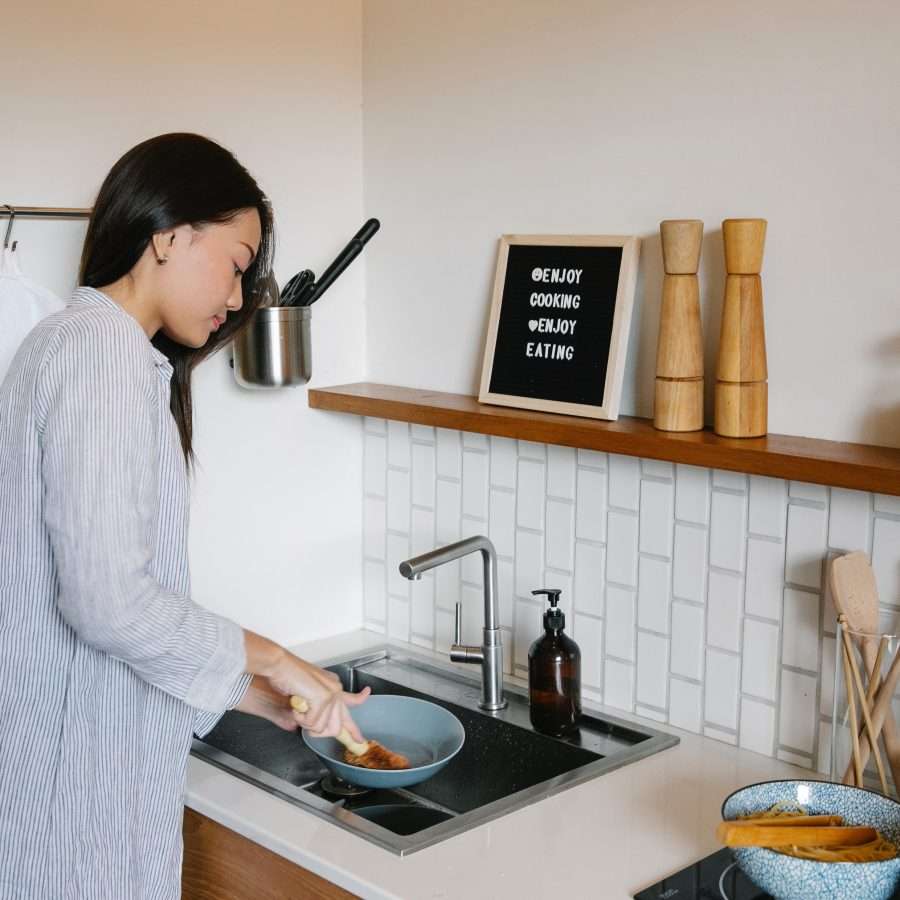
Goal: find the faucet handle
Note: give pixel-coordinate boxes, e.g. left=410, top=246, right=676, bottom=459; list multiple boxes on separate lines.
left=454, top=601, right=462, bottom=645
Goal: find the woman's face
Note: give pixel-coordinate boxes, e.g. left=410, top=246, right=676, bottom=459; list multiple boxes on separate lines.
left=156, top=208, right=262, bottom=348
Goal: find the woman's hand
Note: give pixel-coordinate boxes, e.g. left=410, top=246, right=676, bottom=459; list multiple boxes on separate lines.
left=234, top=675, right=300, bottom=731
left=241, top=630, right=370, bottom=741
left=266, top=652, right=370, bottom=742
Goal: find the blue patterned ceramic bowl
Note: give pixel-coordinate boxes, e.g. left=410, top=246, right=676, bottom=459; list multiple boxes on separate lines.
left=301, top=695, right=465, bottom=789
left=721, top=780, right=900, bottom=900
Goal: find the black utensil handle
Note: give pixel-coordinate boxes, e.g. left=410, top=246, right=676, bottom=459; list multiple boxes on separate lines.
left=302, top=218, right=380, bottom=306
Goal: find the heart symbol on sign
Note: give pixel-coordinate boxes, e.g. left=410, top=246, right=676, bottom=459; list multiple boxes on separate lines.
left=528, top=320, right=538, bottom=332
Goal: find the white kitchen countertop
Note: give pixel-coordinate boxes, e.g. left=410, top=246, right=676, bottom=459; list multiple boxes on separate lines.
left=184, top=630, right=813, bottom=900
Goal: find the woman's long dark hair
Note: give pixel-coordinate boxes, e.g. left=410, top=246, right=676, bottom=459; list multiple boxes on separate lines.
left=79, top=132, right=274, bottom=465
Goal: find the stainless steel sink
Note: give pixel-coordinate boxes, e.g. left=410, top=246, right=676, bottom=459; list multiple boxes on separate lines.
left=190, top=646, right=678, bottom=854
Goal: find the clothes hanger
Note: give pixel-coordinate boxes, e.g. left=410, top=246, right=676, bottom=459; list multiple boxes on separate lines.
left=2, top=205, right=18, bottom=252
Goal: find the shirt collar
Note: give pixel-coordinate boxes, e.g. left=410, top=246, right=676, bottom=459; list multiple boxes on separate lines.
left=71, top=286, right=174, bottom=377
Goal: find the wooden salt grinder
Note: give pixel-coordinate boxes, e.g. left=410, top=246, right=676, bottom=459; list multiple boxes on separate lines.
left=654, top=220, right=704, bottom=432
left=714, top=219, right=768, bottom=438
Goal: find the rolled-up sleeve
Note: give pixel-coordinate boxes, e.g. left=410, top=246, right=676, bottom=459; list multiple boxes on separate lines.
left=39, top=317, right=247, bottom=713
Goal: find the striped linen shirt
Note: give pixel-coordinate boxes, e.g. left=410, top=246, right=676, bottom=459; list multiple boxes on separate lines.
left=0, top=286, right=252, bottom=899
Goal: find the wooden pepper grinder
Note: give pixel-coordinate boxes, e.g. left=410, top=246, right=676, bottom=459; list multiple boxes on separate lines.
left=654, top=219, right=704, bottom=431
left=714, top=218, right=768, bottom=438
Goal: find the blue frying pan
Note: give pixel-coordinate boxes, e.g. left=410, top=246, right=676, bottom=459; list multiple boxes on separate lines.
left=301, top=695, right=465, bottom=789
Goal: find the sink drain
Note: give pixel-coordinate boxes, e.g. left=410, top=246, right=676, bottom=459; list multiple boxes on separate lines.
left=319, top=775, right=373, bottom=799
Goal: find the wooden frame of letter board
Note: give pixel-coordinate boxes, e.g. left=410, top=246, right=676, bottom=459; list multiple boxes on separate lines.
left=478, top=233, right=640, bottom=420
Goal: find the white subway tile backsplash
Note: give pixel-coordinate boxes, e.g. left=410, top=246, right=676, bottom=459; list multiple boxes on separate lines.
left=386, top=533, right=411, bottom=599
left=710, top=491, right=747, bottom=572
left=498, top=557, right=514, bottom=628
left=574, top=614, right=603, bottom=689
left=637, top=632, right=669, bottom=709
left=638, top=556, right=670, bottom=634
left=779, top=669, right=818, bottom=754
left=577, top=448, right=606, bottom=469
left=490, top=436, right=517, bottom=489
left=364, top=433, right=387, bottom=497
left=462, top=450, right=489, bottom=521
left=519, top=440, right=547, bottom=461
left=713, top=470, right=747, bottom=492
left=607, top=511, right=639, bottom=587
left=576, top=467, right=607, bottom=543
left=435, top=559, right=460, bottom=611
left=387, top=420, right=411, bottom=469
left=669, top=678, right=702, bottom=733
left=873, top=517, right=900, bottom=605
left=706, top=570, right=743, bottom=653
left=640, top=480, right=674, bottom=557
left=875, top=494, right=900, bottom=515
left=609, top=454, right=640, bottom=511
left=387, top=468, right=410, bottom=533
left=363, top=425, right=900, bottom=772
left=604, top=659, right=634, bottom=711
left=547, top=499, right=575, bottom=571
left=790, top=481, right=828, bottom=503
left=574, top=542, right=605, bottom=617
left=435, top=428, right=461, bottom=478
left=517, top=459, right=546, bottom=531
left=411, top=507, right=435, bottom=557
left=462, top=432, right=488, bottom=451
left=364, top=496, right=386, bottom=560
left=606, top=585, right=636, bottom=662
left=514, top=598, right=541, bottom=668
left=547, top=445, right=576, bottom=500
left=673, top=525, right=707, bottom=604
left=489, top=489, right=516, bottom=558
left=742, top=618, right=779, bottom=701
left=515, top=530, right=544, bottom=598
left=705, top=649, right=740, bottom=730
left=675, top=465, right=710, bottom=525
left=671, top=601, right=705, bottom=680
left=785, top=503, right=828, bottom=589
left=436, top=479, right=461, bottom=544
left=749, top=476, right=787, bottom=539
left=829, top=488, right=870, bottom=552
left=820, top=635, right=835, bottom=717
left=388, top=596, right=410, bottom=642
left=642, top=459, right=673, bottom=480
left=410, top=574, right=435, bottom=638
left=782, top=588, right=820, bottom=672
left=411, top=442, right=436, bottom=509
left=364, top=560, right=386, bottom=623
left=746, top=538, right=785, bottom=620
left=740, top=698, right=776, bottom=757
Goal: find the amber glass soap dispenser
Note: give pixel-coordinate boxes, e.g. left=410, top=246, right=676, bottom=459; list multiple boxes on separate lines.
left=528, top=588, right=582, bottom=736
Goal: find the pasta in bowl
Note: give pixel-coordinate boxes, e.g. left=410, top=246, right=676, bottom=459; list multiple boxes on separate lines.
left=721, top=780, right=900, bottom=900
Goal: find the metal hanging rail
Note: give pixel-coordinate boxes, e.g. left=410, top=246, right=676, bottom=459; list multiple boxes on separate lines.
left=0, top=206, right=92, bottom=218
left=2, top=204, right=92, bottom=249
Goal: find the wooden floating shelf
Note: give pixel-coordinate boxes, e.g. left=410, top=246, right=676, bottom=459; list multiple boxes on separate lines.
left=308, top=383, right=900, bottom=497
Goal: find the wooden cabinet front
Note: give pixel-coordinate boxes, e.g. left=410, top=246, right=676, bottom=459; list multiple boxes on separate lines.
left=182, top=808, right=358, bottom=900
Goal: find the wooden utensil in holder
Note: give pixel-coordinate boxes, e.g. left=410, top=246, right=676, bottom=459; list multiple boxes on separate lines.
left=714, top=218, right=768, bottom=437
left=654, top=220, right=704, bottom=432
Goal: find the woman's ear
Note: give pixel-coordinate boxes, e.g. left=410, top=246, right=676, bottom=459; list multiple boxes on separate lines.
left=150, top=230, right=177, bottom=264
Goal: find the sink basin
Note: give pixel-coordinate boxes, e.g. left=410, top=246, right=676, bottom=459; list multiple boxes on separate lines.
left=191, top=646, right=678, bottom=854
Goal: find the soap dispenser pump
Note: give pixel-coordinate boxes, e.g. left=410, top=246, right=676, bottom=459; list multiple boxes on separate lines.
left=528, top=588, right=582, bottom=736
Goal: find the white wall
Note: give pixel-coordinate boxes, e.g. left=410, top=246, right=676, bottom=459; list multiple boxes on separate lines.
left=3, top=0, right=367, bottom=644
left=362, top=0, right=900, bottom=448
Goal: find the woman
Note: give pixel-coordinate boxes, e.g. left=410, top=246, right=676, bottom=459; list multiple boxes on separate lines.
left=0, top=133, right=368, bottom=899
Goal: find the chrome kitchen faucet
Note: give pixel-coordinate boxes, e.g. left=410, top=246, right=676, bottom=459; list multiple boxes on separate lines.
left=399, top=535, right=507, bottom=711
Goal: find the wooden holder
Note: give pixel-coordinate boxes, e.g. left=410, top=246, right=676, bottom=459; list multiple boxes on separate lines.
left=655, top=220, right=704, bottom=432
left=715, top=218, right=768, bottom=437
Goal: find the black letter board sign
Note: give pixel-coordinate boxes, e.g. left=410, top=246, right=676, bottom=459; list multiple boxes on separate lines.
left=478, top=234, right=640, bottom=419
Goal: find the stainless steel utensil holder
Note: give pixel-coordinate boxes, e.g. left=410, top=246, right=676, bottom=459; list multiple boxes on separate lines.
left=233, top=306, right=311, bottom=389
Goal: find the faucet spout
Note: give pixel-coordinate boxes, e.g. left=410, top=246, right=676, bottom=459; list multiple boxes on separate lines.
left=400, top=535, right=506, bottom=711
